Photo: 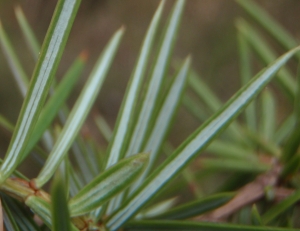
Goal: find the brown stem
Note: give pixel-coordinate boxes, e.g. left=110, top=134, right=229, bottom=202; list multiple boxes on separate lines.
left=0, top=177, right=92, bottom=230
left=195, top=162, right=282, bottom=222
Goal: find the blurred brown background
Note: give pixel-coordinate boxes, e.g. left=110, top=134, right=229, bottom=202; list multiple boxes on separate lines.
left=0, top=0, right=300, bottom=165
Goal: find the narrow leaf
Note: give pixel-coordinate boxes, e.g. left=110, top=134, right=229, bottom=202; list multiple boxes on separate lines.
left=206, top=140, right=258, bottom=162
left=95, top=115, right=112, bottom=142
left=71, top=137, right=95, bottom=183
left=262, top=190, right=300, bottom=224
left=260, top=89, right=276, bottom=140
left=0, top=0, right=82, bottom=184
left=104, top=0, right=165, bottom=169
left=68, top=161, right=84, bottom=197
left=25, top=196, right=54, bottom=229
left=236, top=0, right=298, bottom=51
left=295, top=61, right=300, bottom=119
left=235, top=204, right=253, bottom=225
left=154, top=193, right=234, bottom=220
left=106, top=46, right=300, bottom=230
left=15, top=5, right=40, bottom=60
left=281, top=127, right=300, bottom=163
left=0, top=160, right=29, bottom=180
left=274, top=114, right=295, bottom=144
left=106, top=0, right=183, bottom=213
left=69, top=153, right=149, bottom=216
left=0, top=114, right=14, bottom=132
left=0, top=21, right=29, bottom=96
left=162, top=142, right=203, bottom=198
left=130, top=56, right=190, bottom=193
left=188, top=70, right=221, bottom=112
left=2, top=199, right=21, bottom=231
left=33, top=28, right=124, bottom=188
left=1, top=193, right=40, bottom=231
left=124, top=0, right=185, bottom=159
left=236, top=19, right=296, bottom=101
left=51, top=172, right=72, bottom=231
left=200, top=158, right=269, bottom=173
left=281, top=62, right=300, bottom=161
left=244, top=128, right=280, bottom=157
left=188, top=70, right=243, bottom=142
left=251, top=204, right=262, bottom=226
left=183, top=94, right=209, bottom=122
left=60, top=158, right=71, bottom=198
left=82, top=138, right=100, bottom=176
left=238, top=31, right=256, bottom=130
left=136, top=198, right=177, bottom=220
left=23, top=51, right=87, bottom=160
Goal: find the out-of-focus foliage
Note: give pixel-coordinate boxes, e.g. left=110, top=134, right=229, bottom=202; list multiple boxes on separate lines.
left=0, top=0, right=300, bottom=231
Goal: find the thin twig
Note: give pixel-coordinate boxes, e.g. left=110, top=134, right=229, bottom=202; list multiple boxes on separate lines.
left=195, top=160, right=282, bottom=222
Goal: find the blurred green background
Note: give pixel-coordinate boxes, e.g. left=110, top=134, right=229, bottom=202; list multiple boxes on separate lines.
left=0, top=0, right=300, bottom=172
